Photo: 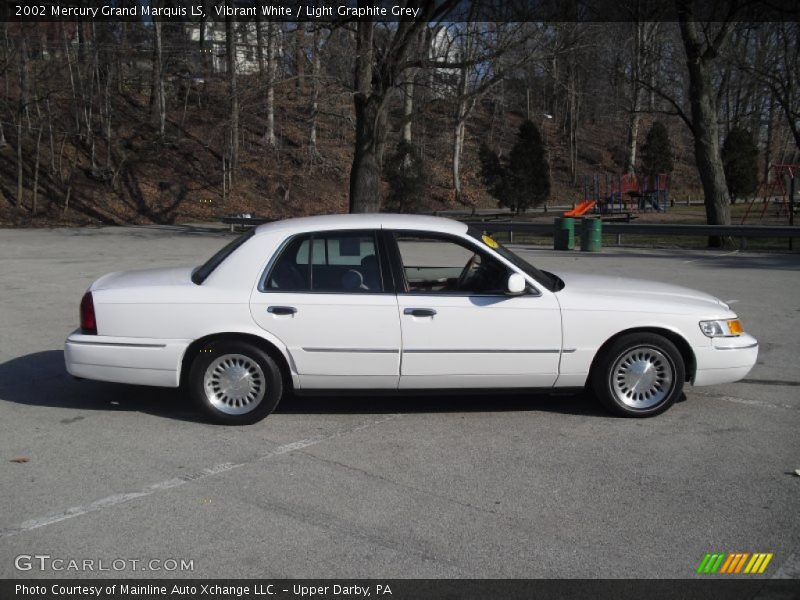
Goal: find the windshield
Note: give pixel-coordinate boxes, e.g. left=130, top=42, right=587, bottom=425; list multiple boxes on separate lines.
left=467, top=227, right=560, bottom=292
left=191, top=229, right=255, bottom=285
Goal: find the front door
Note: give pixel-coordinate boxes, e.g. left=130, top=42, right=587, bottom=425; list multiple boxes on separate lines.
left=250, top=230, right=400, bottom=389
left=389, top=231, right=562, bottom=389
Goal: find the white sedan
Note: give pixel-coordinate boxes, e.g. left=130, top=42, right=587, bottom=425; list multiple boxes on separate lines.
left=64, top=214, right=758, bottom=424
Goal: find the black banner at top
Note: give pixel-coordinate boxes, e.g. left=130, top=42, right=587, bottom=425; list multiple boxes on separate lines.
left=2, top=0, right=800, bottom=23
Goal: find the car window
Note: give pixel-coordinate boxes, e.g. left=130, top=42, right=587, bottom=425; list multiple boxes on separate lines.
left=467, top=227, right=556, bottom=291
left=394, top=233, right=509, bottom=294
left=266, top=232, right=383, bottom=293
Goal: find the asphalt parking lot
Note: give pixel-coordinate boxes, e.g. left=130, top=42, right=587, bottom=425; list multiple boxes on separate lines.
left=0, top=225, right=798, bottom=579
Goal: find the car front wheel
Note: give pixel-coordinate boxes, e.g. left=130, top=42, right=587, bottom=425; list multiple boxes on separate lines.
left=591, top=333, right=685, bottom=417
left=189, top=340, right=283, bottom=425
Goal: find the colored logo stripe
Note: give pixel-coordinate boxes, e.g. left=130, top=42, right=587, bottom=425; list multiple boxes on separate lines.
left=697, top=552, right=773, bottom=575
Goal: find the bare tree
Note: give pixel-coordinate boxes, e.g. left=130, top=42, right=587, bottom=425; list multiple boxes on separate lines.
left=263, top=21, right=279, bottom=147
left=226, top=8, right=239, bottom=172
left=17, top=31, right=30, bottom=208
left=445, top=22, right=540, bottom=203
left=736, top=22, right=800, bottom=153
left=624, top=18, right=661, bottom=173
left=309, top=24, right=329, bottom=155
left=676, top=0, right=737, bottom=241
left=150, top=8, right=165, bottom=135
left=401, top=27, right=426, bottom=145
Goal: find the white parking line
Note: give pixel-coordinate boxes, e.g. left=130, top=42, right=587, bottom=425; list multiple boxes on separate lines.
left=0, top=414, right=401, bottom=539
left=682, top=250, right=740, bottom=263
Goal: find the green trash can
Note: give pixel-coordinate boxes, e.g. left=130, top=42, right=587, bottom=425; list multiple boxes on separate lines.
left=553, top=217, right=575, bottom=251
left=580, top=218, right=602, bottom=252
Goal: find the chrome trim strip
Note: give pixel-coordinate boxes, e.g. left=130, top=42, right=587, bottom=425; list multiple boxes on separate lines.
left=403, top=349, right=560, bottom=354
left=302, top=348, right=399, bottom=353
left=562, top=348, right=577, bottom=353
left=67, top=340, right=167, bottom=349
left=70, top=362, right=173, bottom=371
left=714, top=342, right=759, bottom=350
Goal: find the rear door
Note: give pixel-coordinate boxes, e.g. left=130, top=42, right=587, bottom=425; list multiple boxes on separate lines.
left=250, top=230, right=401, bottom=389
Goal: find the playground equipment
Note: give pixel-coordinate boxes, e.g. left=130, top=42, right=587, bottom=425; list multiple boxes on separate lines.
left=564, top=173, right=670, bottom=217
left=741, top=164, right=799, bottom=225
left=563, top=200, right=596, bottom=217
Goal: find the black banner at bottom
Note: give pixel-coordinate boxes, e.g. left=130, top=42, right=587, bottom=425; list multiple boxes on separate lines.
left=2, top=579, right=799, bottom=600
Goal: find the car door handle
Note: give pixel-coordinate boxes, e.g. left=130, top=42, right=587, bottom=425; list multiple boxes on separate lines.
left=267, top=306, right=297, bottom=315
left=404, top=308, right=436, bottom=317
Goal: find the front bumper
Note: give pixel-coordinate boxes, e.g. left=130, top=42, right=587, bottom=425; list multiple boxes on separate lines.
left=692, top=332, right=758, bottom=386
left=64, top=330, right=190, bottom=388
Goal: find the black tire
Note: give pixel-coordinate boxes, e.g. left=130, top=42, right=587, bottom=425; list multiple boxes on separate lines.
left=188, top=340, right=283, bottom=425
left=590, top=333, right=685, bottom=417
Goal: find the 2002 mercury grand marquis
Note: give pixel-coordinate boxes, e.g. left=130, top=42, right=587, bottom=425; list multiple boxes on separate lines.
left=64, top=214, right=758, bottom=424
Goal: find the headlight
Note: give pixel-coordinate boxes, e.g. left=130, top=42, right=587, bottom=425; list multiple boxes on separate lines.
left=699, top=319, right=743, bottom=337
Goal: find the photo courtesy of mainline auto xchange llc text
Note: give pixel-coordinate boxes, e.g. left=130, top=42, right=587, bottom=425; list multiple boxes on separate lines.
left=13, top=584, right=392, bottom=597
left=0, top=0, right=799, bottom=599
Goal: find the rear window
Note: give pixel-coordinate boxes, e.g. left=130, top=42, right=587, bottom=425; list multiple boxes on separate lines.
left=191, top=229, right=254, bottom=285
left=265, top=232, right=383, bottom=293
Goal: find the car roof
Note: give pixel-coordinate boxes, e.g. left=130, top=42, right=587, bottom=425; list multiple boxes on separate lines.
left=254, top=213, right=469, bottom=237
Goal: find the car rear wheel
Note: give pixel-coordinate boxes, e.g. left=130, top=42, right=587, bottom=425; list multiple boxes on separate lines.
left=591, top=333, right=685, bottom=417
left=189, top=340, right=283, bottom=425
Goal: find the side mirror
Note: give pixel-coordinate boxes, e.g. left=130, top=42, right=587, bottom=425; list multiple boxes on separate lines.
left=507, top=273, right=526, bottom=295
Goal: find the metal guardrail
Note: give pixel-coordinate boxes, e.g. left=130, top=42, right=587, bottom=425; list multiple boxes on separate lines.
left=221, top=215, right=799, bottom=248
left=463, top=220, right=800, bottom=237
left=463, top=220, right=800, bottom=249
left=222, top=216, right=274, bottom=232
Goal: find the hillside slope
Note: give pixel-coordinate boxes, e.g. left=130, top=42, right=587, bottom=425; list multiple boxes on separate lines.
left=0, top=74, right=702, bottom=227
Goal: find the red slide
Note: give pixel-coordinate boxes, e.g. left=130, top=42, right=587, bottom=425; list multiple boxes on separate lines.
left=563, top=200, right=597, bottom=217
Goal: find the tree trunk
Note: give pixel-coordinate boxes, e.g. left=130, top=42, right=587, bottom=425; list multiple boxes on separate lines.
left=402, top=74, right=414, bottom=144
left=264, top=21, right=277, bottom=146
left=17, top=34, right=29, bottom=208
left=295, top=23, right=305, bottom=91
left=309, top=26, right=321, bottom=151
left=763, top=95, right=774, bottom=183
left=452, top=47, right=471, bottom=204
left=226, top=11, right=239, bottom=172
left=374, top=107, right=388, bottom=171
left=452, top=119, right=465, bottom=203
left=150, top=11, right=165, bottom=135
left=105, top=67, right=113, bottom=168
left=198, top=12, right=211, bottom=78
left=678, top=10, right=732, bottom=246
left=16, top=120, right=23, bottom=208
left=349, top=21, right=381, bottom=213
left=350, top=95, right=382, bottom=213
left=32, top=127, right=42, bottom=214
left=625, top=21, right=644, bottom=174
left=625, top=108, right=641, bottom=174
left=255, top=5, right=265, bottom=76
left=347, top=8, right=432, bottom=212
left=62, top=24, right=80, bottom=133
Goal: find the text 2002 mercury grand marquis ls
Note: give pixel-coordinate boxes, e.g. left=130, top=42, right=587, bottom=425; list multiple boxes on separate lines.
left=64, top=214, right=758, bottom=424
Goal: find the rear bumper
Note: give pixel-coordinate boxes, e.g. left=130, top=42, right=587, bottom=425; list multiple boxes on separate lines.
left=692, top=333, right=759, bottom=386
left=64, top=330, right=190, bottom=388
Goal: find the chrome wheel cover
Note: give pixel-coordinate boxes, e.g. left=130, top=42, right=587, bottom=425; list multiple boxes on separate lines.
left=204, top=354, right=266, bottom=415
left=610, top=346, right=674, bottom=409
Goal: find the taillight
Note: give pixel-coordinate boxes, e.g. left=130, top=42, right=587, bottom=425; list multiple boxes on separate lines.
left=80, top=292, right=97, bottom=334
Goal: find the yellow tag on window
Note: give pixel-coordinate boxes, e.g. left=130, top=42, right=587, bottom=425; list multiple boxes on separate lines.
left=482, top=234, right=499, bottom=249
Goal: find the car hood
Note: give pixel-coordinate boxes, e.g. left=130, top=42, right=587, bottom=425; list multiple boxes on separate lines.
left=553, top=271, right=731, bottom=314
left=91, top=266, right=195, bottom=291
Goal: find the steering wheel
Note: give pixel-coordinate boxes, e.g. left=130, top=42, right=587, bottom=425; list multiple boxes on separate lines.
left=456, top=254, right=479, bottom=290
